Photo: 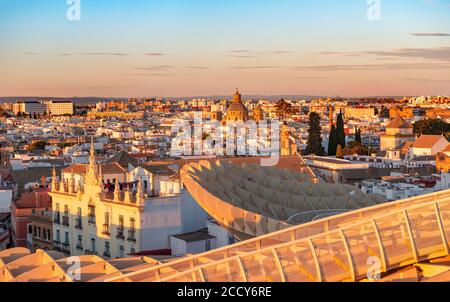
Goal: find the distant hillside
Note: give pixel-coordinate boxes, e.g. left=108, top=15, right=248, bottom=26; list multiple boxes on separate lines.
left=0, top=97, right=128, bottom=105
left=0, top=95, right=408, bottom=104
left=0, top=95, right=321, bottom=104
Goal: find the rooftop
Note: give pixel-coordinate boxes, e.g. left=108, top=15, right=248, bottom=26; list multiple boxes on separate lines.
left=386, top=114, right=411, bottom=129
left=412, top=135, right=446, bottom=149
left=172, top=229, right=215, bottom=243
left=106, top=151, right=139, bottom=168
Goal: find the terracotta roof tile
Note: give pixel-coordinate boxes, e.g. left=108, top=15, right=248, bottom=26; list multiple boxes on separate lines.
left=412, top=135, right=446, bottom=149
left=387, top=115, right=411, bottom=129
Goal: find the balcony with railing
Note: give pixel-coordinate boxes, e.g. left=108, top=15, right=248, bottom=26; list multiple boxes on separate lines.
left=88, top=214, right=96, bottom=225
left=102, top=224, right=110, bottom=236
left=127, top=229, right=136, bottom=243
left=88, top=205, right=96, bottom=225
left=62, top=214, right=69, bottom=227
left=116, top=226, right=125, bottom=240
left=103, top=250, right=111, bottom=258
left=76, top=243, right=83, bottom=250
left=75, top=217, right=83, bottom=230
left=53, top=240, right=61, bottom=251
left=61, top=242, right=70, bottom=254
left=53, top=213, right=61, bottom=225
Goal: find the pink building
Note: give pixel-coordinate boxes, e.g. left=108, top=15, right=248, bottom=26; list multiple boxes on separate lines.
left=10, top=188, right=51, bottom=247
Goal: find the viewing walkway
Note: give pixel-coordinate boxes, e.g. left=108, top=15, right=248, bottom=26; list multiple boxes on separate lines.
left=105, top=189, right=450, bottom=282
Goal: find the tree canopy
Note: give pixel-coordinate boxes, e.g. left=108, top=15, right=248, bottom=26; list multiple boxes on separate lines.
left=328, top=125, right=337, bottom=156
left=355, top=127, right=362, bottom=144
left=306, top=112, right=325, bottom=156
left=275, top=99, right=295, bottom=120
left=28, top=141, right=47, bottom=151
left=413, top=119, right=450, bottom=136
left=336, top=111, right=346, bottom=148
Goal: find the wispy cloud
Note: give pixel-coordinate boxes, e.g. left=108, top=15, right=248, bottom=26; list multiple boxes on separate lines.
left=226, top=49, right=293, bottom=58
left=133, top=65, right=173, bottom=71
left=401, top=78, right=450, bottom=83
left=422, top=0, right=450, bottom=7
left=54, top=52, right=129, bottom=56
left=125, top=73, right=172, bottom=77
left=232, top=66, right=283, bottom=70
left=21, top=52, right=39, bottom=55
left=145, top=52, right=165, bottom=56
left=80, top=52, right=128, bottom=56
left=185, top=66, right=209, bottom=70
left=296, top=76, right=331, bottom=80
left=317, top=47, right=450, bottom=62
left=293, top=63, right=450, bottom=71
left=410, top=33, right=450, bottom=37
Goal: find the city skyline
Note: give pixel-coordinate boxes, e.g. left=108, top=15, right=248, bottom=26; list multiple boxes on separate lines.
left=1, top=0, right=450, bottom=97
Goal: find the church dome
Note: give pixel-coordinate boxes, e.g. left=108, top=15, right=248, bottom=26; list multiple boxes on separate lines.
left=226, top=89, right=249, bottom=121
left=228, top=102, right=248, bottom=114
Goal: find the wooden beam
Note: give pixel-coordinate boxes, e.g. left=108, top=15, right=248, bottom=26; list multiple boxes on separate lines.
left=308, top=238, right=323, bottom=282
left=434, top=202, right=450, bottom=255
left=271, top=248, right=286, bottom=282
left=372, top=219, right=387, bottom=273
left=198, top=268, right=206, bottom=282
left=340, top=230, right=356, bottom=282
left=403, top=210, right=419, bottom=262
left=236, top=257, right=248, bottom=282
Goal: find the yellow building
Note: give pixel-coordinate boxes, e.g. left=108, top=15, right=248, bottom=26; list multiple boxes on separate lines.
left=344, top=107, right=375, bottom=119
left=50, top=140, right=208, bottom=259
left=44, top=101, right=74, bottom=116
left=281, top=124, right=298, bottom=156
left=87, top=111, right=144, bottom=119
left=390, top=108, right=414, bottom=119
left=50, top=142, right=144, bottom=258
left=380, top=114, right=416, bottom=151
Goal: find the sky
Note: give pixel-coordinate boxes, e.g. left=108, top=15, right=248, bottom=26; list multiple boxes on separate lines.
left=0, top=0, right=449, bottom=98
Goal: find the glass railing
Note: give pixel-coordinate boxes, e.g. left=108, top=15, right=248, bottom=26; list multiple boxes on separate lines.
left=105, top=189, right=450, bottom=282
left=158, top=197, right=450, bottom=282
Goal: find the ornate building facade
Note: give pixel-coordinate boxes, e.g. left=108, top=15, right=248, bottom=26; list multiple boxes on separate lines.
left=50, top=140, right=208, bottom=258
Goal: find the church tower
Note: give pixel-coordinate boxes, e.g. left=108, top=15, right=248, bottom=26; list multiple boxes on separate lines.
left=226, top=89, right=249, bottom=122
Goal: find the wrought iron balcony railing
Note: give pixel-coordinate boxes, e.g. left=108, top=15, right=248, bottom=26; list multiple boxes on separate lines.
left=127, top=229, right=136, bottom=242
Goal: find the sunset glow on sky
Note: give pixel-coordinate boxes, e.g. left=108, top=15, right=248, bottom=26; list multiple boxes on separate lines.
left=0, top=0, right=449, bottom=97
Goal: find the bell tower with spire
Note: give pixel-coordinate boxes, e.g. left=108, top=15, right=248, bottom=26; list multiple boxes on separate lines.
left=85, top=137, right=99, bottom=186
left=233, top=88, right=242, bottom=103
left=51, top=167, right=59, bottom=192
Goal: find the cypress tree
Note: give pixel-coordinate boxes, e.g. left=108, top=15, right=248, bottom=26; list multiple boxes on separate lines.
left=355, top=127, right=362, bottom=144
left=336, top=111, right=346, bottom=148
left=328, top=125, right=337, bottom=156
left=306, top=112, right=325, bottom=156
